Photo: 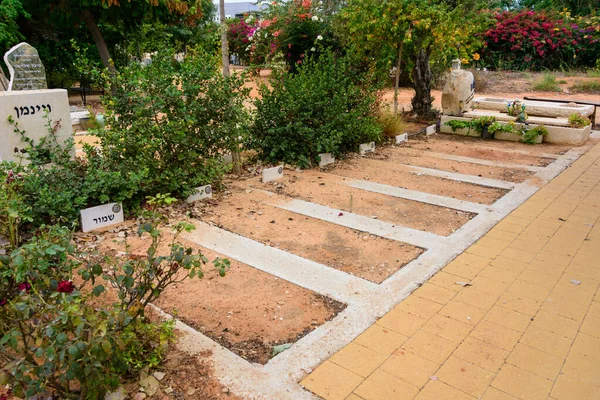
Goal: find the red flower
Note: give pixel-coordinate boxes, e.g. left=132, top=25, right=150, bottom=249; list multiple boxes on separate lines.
left=57, top=281, right=75, bottom=294
left=18, top=282, right=30, bottom=292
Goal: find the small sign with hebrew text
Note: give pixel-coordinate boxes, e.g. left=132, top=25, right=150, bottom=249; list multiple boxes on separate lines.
left=80, top=203, right=124, bottom=232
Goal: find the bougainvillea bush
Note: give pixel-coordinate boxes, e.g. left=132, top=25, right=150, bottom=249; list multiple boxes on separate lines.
left=482, top=10, right=600, bottom=70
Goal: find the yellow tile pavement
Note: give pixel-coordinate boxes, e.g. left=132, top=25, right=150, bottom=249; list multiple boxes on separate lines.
left=301, top=142, right=600, bottom=400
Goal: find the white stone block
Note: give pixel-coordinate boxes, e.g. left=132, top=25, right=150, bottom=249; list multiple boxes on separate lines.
left=0, top=89, right=72, bottom=162
left=318, top=153, right=335, bottom=167
left=221, top=154, right=233, bottom=164
left=80, top=203, right=124, bottom=233
left=426, top=125, right=437, bottom=135
left=186, top=185, right=213, bottom=203
left=262, top=165, right=284, bottom=183
left=395, top=133, right=408, bottom=144
left=359, top=142, right=375, bottom=155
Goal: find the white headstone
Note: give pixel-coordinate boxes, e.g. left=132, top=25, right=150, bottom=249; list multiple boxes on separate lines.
left=4, top=43, right=47, bottom=91
left=262, top=165, right=284, bottom=183
left=80, top=203, right=125, bottom=233
left=186, top=185, right=213, bottom=203
left=426, top=125, right=437, bottom=135
left=0, top=89, right=72, bottom=162
left=221, top=154, right=233, bottom=164
left=318, top=153, right=335, bottom=167
left=359, top=142, right=375, bottom=155
left=0, top=69, right=8, bottom=91
left=441, top=59, right=475, bottom=116
left=395, top=133, right=408, bottom=144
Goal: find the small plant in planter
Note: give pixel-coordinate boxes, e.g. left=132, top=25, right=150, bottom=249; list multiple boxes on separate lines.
left=472, top=116, right=496, bottom=140
left=507, top=100, right=527, bottom=123
left=568, top=114, right=591, bottom=128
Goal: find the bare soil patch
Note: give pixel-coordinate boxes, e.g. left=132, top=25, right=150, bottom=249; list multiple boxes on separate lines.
left=404, top=134, right=561, bottom=166
left=243, top=171, right=474, bottom=236
left=201, top=187, right=424, bottom=283
left=328, top=157, right=508, bottom=205
left=95, top=227, right=344, bottom=365
left=376, top=146, right=535, bottom=183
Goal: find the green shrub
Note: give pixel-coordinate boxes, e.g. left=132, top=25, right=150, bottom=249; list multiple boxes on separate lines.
left=0, top=203, right=225, bottom=398
left=568, top=113, right=591, bottom=128
left=379, top=111, right=405, bottom=139
left=532, top=73, right=561, bottom=92
left=250, top=51, right=382, bottom=168
left=98, top=48, right=250, bottom=198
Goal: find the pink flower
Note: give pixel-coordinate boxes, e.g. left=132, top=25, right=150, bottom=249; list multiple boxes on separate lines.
left=57, top=281, right=75, bottom=294
left=18, top=282, right=30, bottom=292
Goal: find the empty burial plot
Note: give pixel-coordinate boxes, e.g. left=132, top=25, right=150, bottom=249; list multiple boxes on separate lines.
left=243, top=171, right=475, bottom=236
left=406, top=134, right=563, bottom=166
left=329, top=157, right=508, bottom=204
left=375, top=146, right=536, bottom=183
left=99, top=231, right=344, bottom=365
left=202, top=188, right=424, bottom=283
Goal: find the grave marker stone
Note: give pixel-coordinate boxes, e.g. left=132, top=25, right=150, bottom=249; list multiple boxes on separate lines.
left=4, top=43, right=47, bottom=91
left=186, top=185, right=213, bottom=203
left=0, top=69, right=8, bottom=91
left=0, top=89, right=72, bottom=162
left=426, top=125, right=437, bottom=135
left=262, top=165, right=284, bottom=183
left=395, top=133, right=408, bottom=144
left=80, top=203, right=125, bottom=233
left=359, top=142, right=375, bottom=155
left=318, top=153, right=335, bottom=167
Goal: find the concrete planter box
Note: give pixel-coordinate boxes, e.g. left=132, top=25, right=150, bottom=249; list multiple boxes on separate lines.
left=440, top=116, right=481, bottom=137
left=544, top=124, right=591, bottom=146
left=494, top=129, right=543, bottom=144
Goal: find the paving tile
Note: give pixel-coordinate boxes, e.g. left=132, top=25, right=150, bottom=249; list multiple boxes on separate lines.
left=469, top=276, right=509, bottom=296
left=580, top=315, right=600, bottom=339
left=345, top=395, right=365, bottom=400
left=477, top=237, right=512, bottom=252
left=500, top=247, right=537, bottom=263
left=531, top=310, right=581, bottom=339
left=396, top=296, right=444, bottom=320
left=561, top=352, right=600, bottom=385
left=413, top=283, right=457, bottom=305
left=439, top=300, right=487, bottom=326
left=414, top=380, right=476, bottom=400
left=401, top=330, right=457, bottom=364
left=526, top=259, right=566, bottom=277
left=540, top=297, right=588, bottom=321
left=571, top=332, right=600, bottom=361
left=354, top=369, right=419, bottom=400
left=330, top=343, right=388, bottom=378
left=427, top=271, right=465, bottom=292
left=536, top=251, right=574, bottom=266
left=520, top=325, right=573, bottom=359
left=549, top=284, right=595, bottom=306
left=443, top=262, right=482, bottom=281
left=489, top=257, right=529, bottom=273
left=494, top=221, right=526, bottom=234
left=452, top=288, right=499, bottom=310
left=557, top=274, right=600, bottom=294
left=586, top=301, right=600, bottom=319
left=481, top=387, right=519, bottom=400
left=508, top=279, right=552, bottom=301
left=453, top=337, right=509, bottom=373
left=496, top=292, right=543, bottom=317
left=380, top=350, right=439, bottom=388
left=506, top=343, right=563, bottom=380
left=484, top=305, right=532, bottom=333
left=491, top=364, right=553, bottom=400
left=436, top=356, right=495, bottom=398
left=354, top=324, right=408, bottom=356
left=468, top=244, right=503, bottom=259
left=517, top=269, right=560, bottom=290
left=486, top=229, right=519, bottom=243
left=376, top=309, right=428, bottom=337
left=470, top=321, right=522, bottom=351
left=551, top=373, right=600, bottom=400
left=478, top=266, right=520, bottom=285
left=421, top=314, right=472, bottom=343
left=508, top=238, right=546, bottom=253
left=454, top=252, right=493, bottom=268
left=301, top=361, right=364, bottom=400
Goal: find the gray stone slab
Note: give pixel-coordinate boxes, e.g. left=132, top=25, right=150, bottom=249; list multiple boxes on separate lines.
left=4, top=43, right=47, bottom=91
left=186, top=185, right=213, bottom=203
left=318, top=153, right=335, bottom=167
left=262, top=165, right=284, bottom=183
left=395, top=133, right=408, bottom=144
left=359, top=142, right=375, bottom=155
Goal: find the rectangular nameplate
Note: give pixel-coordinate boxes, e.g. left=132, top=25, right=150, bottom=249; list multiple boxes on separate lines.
left=262, top=165, right=284, bottom=183
left=426, top=125, right=437, bottom=135
left=395, top=133, right=408, bottom=144
left=80, top=203, right=124, bottom=233
left=359, top=142, right=375, bottom=155
left=318, top=153, right=335, bottom=167
left=186, top=184, right=213, bottom=203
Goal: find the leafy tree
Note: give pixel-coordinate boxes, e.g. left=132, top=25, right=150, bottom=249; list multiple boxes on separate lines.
left=0, top=0, right=29, bottom=54
left=519, top=0, right=597, bottom=16
left=23, top=0, right=213, bottom=72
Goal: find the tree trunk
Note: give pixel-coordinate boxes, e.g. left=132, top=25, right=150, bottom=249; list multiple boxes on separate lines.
left=81, top=9, right=117, bottom=75
left=411, top=47, right=433, bottom=118
left=219, top=0, right=242, bottom=174
left=393, top=41, right=404, bottom=118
